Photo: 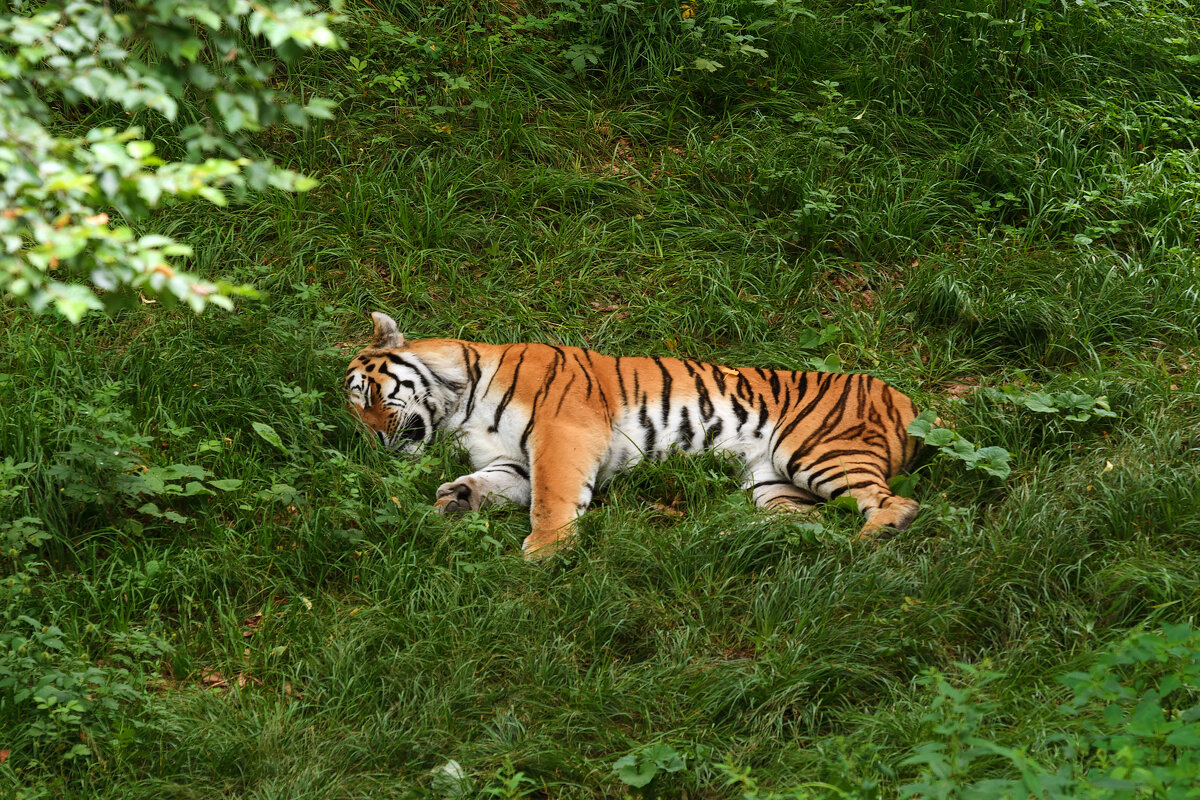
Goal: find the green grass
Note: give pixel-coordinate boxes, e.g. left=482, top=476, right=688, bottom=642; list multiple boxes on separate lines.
left=4, top=0, right=1200, bottom=796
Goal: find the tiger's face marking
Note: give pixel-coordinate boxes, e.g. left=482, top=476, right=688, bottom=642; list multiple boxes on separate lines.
left=344, top=313, right=448, bottom=454
left=345, top=354, right=437, bottom=454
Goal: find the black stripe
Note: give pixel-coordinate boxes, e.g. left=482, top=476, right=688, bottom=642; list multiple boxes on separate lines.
left=730, top=397, right=748, bottom=429
left=554, top=371, right=578, bottom=415
left=460, top=344, right=482, bottom=421
left=792, top=448, right=876, bottom=483
left=838, top=422, right=867, bottom=441
left=538, top=348, right=564, bottom=398
left=572, top=352, right=594, bottom=399
left=703, top=419, right=724, bottom=448
left=639, top=405, right=657, bottom=454
left=679, top=406, right=695, bottom=450
left=790, top=375, right=856, bottom=459
left=736, top=373, right=753, bottom=402
left=390, top=351, right=461, bottom=393
left=584, top=350, right=613, bottom=423
left=485, top=462, right=529, bottom=480
left=614, top=356, right=628, bottom=404
left=804, top=460, right=855, bottom=487
left=695, top=376, right=714, bottom=420
left=709, top=363, right=727, bottom=394
left=480, top=343, right=520, bottom=401
left=652, top=357, right=673, bottom=426
left=519, top=413, right=536, bottom=452
left=489, top=346, right=528, bottom=433
left=773, top=372, right=823, bottom=450
left=754, top=399, right=771, bottom=436
left=377, top=360, right=428, bottom=399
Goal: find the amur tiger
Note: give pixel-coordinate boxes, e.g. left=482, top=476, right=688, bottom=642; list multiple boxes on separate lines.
left=346, top=313, right=921, bottom=560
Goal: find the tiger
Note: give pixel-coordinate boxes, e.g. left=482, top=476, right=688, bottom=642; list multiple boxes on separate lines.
left=346, top=312, right=921, bottom=560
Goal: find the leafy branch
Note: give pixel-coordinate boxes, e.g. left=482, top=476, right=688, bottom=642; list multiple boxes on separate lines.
left=0, top=0, right=342, bottom=321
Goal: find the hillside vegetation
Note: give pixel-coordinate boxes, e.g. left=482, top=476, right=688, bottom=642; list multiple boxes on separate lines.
left=2, top=0, right=1199, bottom=796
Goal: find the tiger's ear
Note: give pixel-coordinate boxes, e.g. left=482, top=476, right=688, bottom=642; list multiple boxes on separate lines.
left=370, top=312, right=406, bottom=349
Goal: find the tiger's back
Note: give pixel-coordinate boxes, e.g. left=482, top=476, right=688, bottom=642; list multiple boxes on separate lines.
left=347, top=313, right=921, bottom=559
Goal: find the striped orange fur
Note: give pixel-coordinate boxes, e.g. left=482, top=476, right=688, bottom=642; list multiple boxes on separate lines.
left=347, top=313, right=921, bottom=559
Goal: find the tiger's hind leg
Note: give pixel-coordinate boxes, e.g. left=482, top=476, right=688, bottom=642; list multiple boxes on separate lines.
left=840, top=480, right=919, bottom=540
left=434, top=460, right=531, bottom=514
left=797, top=459, right=918, bottom=539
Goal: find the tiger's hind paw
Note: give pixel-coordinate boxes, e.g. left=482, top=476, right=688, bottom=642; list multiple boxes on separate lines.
left=433, top=479, right=482, bottom=515
left=854, top=498, right=919, bottom=541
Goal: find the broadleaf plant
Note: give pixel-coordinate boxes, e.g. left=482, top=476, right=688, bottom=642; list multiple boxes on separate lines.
left=0, top=0, right=342, bottom=321
left=907, top=409, right=1013, bottom=479
left=981, top=385, right=1117, bottom=423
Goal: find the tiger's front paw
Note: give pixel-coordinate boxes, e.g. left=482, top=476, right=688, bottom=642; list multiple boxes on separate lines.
left=521, top=528, right=575, bottom=561
left=433, top=479, right=481, bottom=515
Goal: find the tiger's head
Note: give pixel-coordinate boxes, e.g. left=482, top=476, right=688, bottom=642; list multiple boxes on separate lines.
left=345, top=313, right=452, bottom=454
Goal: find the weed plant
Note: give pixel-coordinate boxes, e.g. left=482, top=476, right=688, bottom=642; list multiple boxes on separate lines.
left=3, top=0, right=1200, bottom=797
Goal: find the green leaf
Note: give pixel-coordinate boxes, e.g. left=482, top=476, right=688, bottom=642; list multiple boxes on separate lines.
left=162, top=464, right=207, bottom=480
left=949, top=437, right=977, bottom=458
left=969, top=446, right=1012, bottom=479
left=1167, top=725, right=1200, bottom=747
left=1157, top=673, right=1183, bottom=697
left=257, top=483, right=301, bottom=505
left=645, top=744, right=686, bottom=773
left=795, top=324, right=840, bottom=350
left=1090, top=778, right=1143, bottom=791
left=613, top=754, right=658, bottom=788
left=1162, top=623, right=1194, bottom=645
left=180, top=481, right=213, bottom=496
left=806, top=353, right=842, bottom=373
left=906, top=409, right=938, bottom=438
left=1020, top=392, right=1059, bottom=413
left=251, top=422, right=289, bottom=454
left=923, top=428, right=957, bottom=447
left=208, top=479, right=244, bottom=491
left=52, top=286, right=106, bottom=323
left=826, top=495, right=859, bottom=512
left=889, top=472, right=920, bottom=497
left=65, top=743, right=92, bottom=760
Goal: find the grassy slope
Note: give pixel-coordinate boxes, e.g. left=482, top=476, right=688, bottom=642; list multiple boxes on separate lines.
left=3, top=0, right=1200, bottom=796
